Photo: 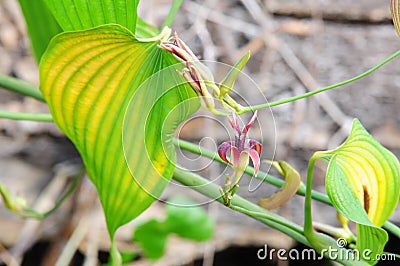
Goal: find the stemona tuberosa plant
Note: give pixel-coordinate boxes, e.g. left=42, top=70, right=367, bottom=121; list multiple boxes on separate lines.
left=0, top=0, right=400, bottom=265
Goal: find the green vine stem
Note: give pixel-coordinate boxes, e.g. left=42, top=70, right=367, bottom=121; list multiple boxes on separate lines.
left=304, top=155, right=319, bottom=236
left=239, top=49, right=400, bottom=113
left=1, top=50, right=400, bottom=121
left=384, top=221, right=400, bottom=239
left=0, top=74, right=45, bottom=102
left=161, top=0, right=184, bottom=28
left=173, top=167, right=374, bottom=265
left=174, top=138, right=400, bottom=239
left=0, top=111, right=53, bottom=122
left=1, top=51, right=400, bottom=117
left=175, top=138, right=322, bottom=200
left=173, top=167, right=309, bottom=246
left=0, top=46, right=399, bottom=238
left=22, top=167, right=84, bottom=219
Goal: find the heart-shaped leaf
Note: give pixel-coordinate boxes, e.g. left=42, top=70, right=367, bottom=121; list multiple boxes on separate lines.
left=313, top=119, right=400, bottom=264
left=43, top=0, right=139, bottom=33
left=39, top=24, right=198, bottom=237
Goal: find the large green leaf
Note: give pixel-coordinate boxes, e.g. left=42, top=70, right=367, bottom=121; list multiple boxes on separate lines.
left=314, top=119, right=400, bottom=264
left=43, top=0, right=139, bottom=33
left=39, top=24, right=199, bottom=237
left=17, top=0, right=62, bottom=62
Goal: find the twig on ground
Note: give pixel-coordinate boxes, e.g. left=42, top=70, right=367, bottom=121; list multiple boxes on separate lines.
left=9, top=163, right=81, bottom=264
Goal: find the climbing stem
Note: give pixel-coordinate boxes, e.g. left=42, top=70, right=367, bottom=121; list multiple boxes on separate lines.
left=239, top=50, right=400, bottom=113
left=173, top=167, right=309, bottom=246
left=173, top=138, right=400, bottom=238
left=0, top=74, right=45, bottom=102
left=0, top=111, right=53, bottom=122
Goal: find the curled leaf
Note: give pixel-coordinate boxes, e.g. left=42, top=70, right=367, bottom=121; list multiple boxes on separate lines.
left=313, top=118, right=400, bottom=264
left=258, top=160, right=301, bottom=210
left=317, top=119, right=400, bottom=226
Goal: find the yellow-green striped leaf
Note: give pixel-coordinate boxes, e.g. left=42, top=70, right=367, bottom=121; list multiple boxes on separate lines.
left=313, top=119, right=400, bottom=264
left=391, top=0, right=400, bottom=37
left=43, top=0, right=139, bottom=33
left=39, top=24, right=198, bottom=237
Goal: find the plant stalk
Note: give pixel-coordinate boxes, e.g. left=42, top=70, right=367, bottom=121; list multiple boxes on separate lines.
left=173, top=138, right=400, bottom=238
left=0, top=111, right=53, bottom=122
left=0, top=74, right=45, bottom=102
left=173, top=167, right=309, bottom=246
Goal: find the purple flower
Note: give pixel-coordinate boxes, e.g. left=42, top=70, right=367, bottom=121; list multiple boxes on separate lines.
left=218, top=111, right=262, bottom=177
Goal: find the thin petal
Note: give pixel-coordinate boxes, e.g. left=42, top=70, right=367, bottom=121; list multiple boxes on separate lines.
left=246, top=148, right=261, bottom=175
left=217, top=141, right=235, bottom=165
left=243, top=110, right=258, bottom=134
left=228, top=112, right=241, bottom=135
left=247, top=139, right=262, bottom=156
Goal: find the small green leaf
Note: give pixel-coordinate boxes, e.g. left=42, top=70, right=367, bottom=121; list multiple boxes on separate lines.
left=165, top=196, right=214, bottom=241
left=17, top=0, right=62, bottom=62
left=43, top=0, right=139, bottom=32
left=39, top=24, right=198, bottom=239
left=0, top=182, right=27, bottom=214
left=314, top=118, right=400, bottom=264
left=133, top=196, right=214, bottom=260
left=133, top=219, right=169, bottom=260
left=219, top=51, right=250, bottom=98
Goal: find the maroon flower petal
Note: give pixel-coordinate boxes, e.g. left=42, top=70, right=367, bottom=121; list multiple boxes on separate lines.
left=217, top=141, right=235, bottom=165
left=246, top=148, right=261, bottom=175
left=228, top=112, right=241, bottom=135
left=242, top=110, right=258, bottom=134
left=247, top=139, right=262, bottom=156
left=230, top=146, right=241, bottom=167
